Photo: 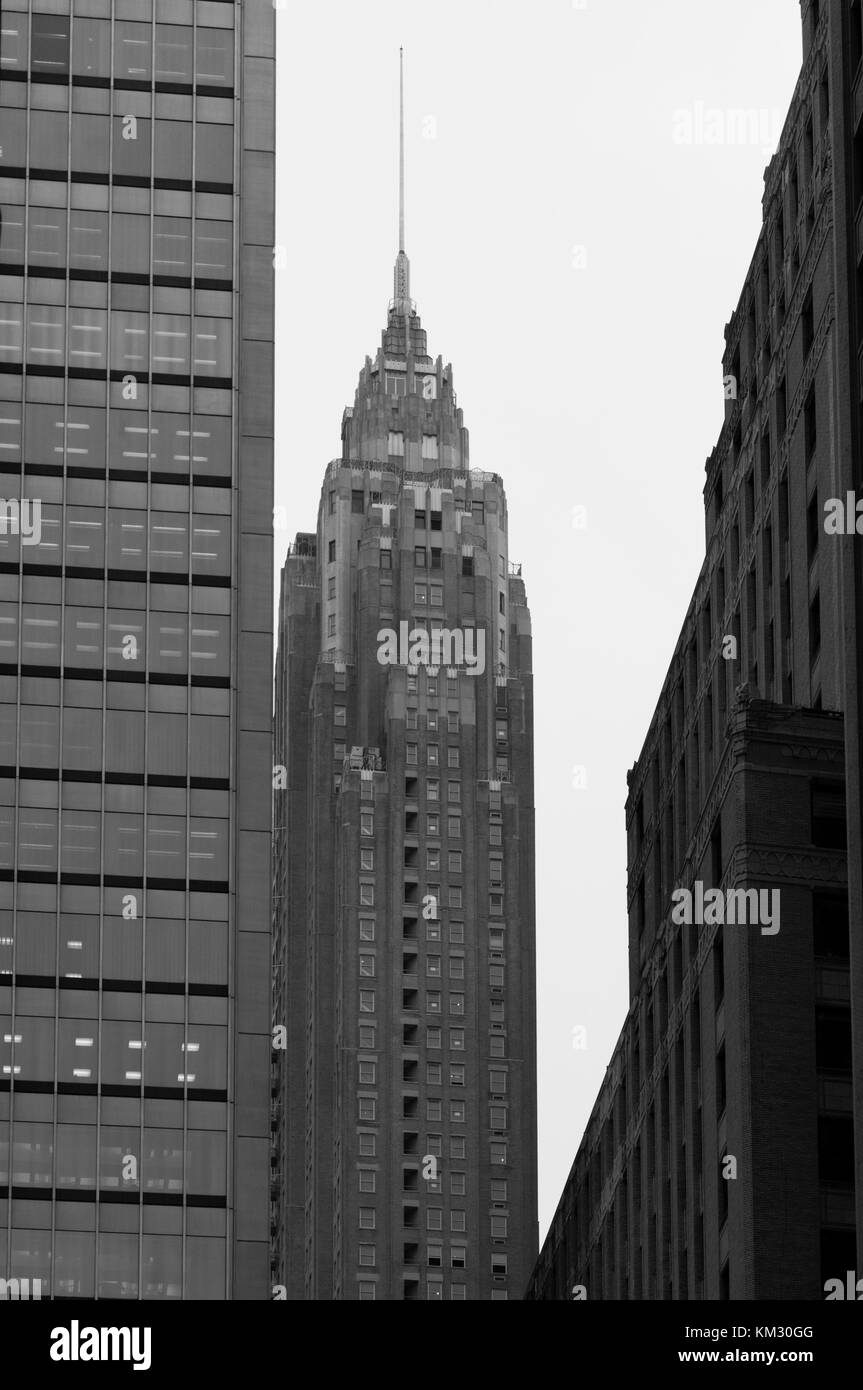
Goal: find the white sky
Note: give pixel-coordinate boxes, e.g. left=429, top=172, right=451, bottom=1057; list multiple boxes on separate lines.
left=273, top=0, right=803, bottom=1242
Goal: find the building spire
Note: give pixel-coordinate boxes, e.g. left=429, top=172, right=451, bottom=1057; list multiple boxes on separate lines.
left=393, top=46, right=412, bottom=314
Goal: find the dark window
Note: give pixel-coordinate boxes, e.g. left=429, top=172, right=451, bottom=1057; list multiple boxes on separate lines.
left=32, top=14, right=70, bottom=74
left=380, top=549, right=392, bottom=571
left=328, top=539, right=336, bottom=563
left=430, top=549, right=442, bottom=570
left=461, top=555, right=473, bottom=577
left=430, top=511, right=442, bottom=532
left=804, top=386, right=817, bottom=459
left=414, top=509, right=426, bottom=529
left=811, top=782, right=846, bottom=849
left=352, top=490, right=364, bottom=514
left=813, top=893, right=850, bottom=960
left=815, top=1012, right=852, bottom=1073
left=817, top=1116, right=854, bottom=1184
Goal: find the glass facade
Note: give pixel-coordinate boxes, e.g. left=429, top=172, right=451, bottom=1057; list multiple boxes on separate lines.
left=0, top=0, right=274, bottom=1299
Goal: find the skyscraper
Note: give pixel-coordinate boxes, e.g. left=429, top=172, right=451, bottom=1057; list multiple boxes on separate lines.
left=272, top=54, right=538, bottom=1300
left=528, top=0, right=862, bottom=1302
left=0, top=0, right=274, bottom=1299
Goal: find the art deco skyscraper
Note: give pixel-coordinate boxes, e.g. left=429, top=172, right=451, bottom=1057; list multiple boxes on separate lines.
left=272, top=55, right=538, bottom=1300
left=0, top=1, right=274, bottom=1299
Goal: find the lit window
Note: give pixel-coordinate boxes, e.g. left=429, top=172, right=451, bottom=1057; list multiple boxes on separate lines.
left=426, top=921, right=441, bottom=942
left=427, top=710, right=438, bottom=731
left=428, top=744, right=439, bottom=767
left=427, top=678, right=438, bottom=696
left=426, top=814, right=439, bottom=836
left=427, top=848, right=440, bottom=872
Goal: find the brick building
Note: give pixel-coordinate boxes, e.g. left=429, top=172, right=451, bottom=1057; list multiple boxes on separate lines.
left=528, top=0, right=861, bottom=1300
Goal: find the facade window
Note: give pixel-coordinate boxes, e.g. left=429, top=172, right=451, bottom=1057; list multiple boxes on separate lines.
left=451, top=1173, right=466, bottom=1196
left=490, top=1143, right=507, bottom=1165
left=491, top=1181, right=508, bottom=1202
left=451, top=1285, right=466, bottom=1300
left=426, top=1027, right=441, bottom=1049
left=427, top=1247, right=443, bottom=1269
left=358, top=1061, right=376, bottom=1084
left=449, top=994, right=465, bottom=1016
left=415, top=584, right=427, bottom=604
left=489, top=824, right=502, bottom=845
left=407, top=744, right=418, bottom=765
left=327, top=614, right=336, bottom=637
left=407, top=675, right=418, bottom=693
left=426, top=1063, right=442, bottom=1085
left=426, top=1134, right=443, bottom=1157
left=427, top=677, right=439, bottom=696
left=328, top=577, right=336, bottom=600
left=426, top=779, right=439, bottom=802
left=427, top=1280, right=444, bottom=1300
left=334, top=742, right=346, bottom=761
left=450, top=1065, right=465, bottom=1086
left=489, top=1035, right=506, bottom=1058
left=426, top=921, right=442, bottom=943
left=328, top=540, right=336, bottom=562
left=462, top=555, right=474, bottom=577
left=451, top=1138, right=466, bottom=1159
left=329, top=490, right=336, bottom=514
left=359, top=954, right=375, bottom=978
left=359, top=1208, right=376, bottom=1229
left=427, top=1100, right=442, bottom=1121
left=388, top=430, right=404, bottom=455
left=414, top=547, right=427, bottom=568
left=427, top=710, right=438, bottom=731
left=430, top=548, right=442, bottom=570
left=358, top=1283, right=376, bottom=1300
left=451, top=1247, right=467, bottom=1270
left=358, top=1245, right=376, bottom=1267
left=448, top=852, right=462, bottom=874
left=449, top=957, right=464, bottom=979
left=447, top=748, right=460, bottom=769
left=430, top=585, right=443, bottom=606
left=447, top=712, right=459, bottom=733
left=448, top=887, right=463, bottom=909
left=358, top=1098, right=376, bottom=1121
left=386, top=373, right=406, bottom=396
left=448, top=816, right=461, bottom=838
left=448, top=782, right=461, bottom=803
left=450, top=923, right=465, bottom=944
left=359, top=1171, right=377, bottom=1193
left=422, top=435, right=439, bottom=459
left=360, top=850, right=374, bottom=871
left=490, top=965, right=504, bottom=988
left=426, top=955, right=441, bottom=977
left=490, top=1069, right=508, bottom=1092
left=427, top=992, right=442, bottom=1014
left=449, top=1028, right=465, bottom=1050
left=450, top=1101, right=466, bottom=1123
left=334, top=705, right=347, bottom=725
left=428, top=744, right=439, bottom=767
left=359, top=1134, right=376, bottom=1157
left=359, top=991, right=375, bottom=1013
left=406, top=709, right=418, bottom=730
left=490, top=1106, right=507, bottom=1129
left=491, top=1256, right=508, bottom=1276
left=427, top=814, right=440, bottom=836
left=380, top=549, right=392, bottom=570
left=359, top=1025, right=376, bottom=1048
left=360, top=884, right=375, bottom=906
left=361, top=812, right=374, bottom=836
left=451, top=1211, right=467, bottom=1232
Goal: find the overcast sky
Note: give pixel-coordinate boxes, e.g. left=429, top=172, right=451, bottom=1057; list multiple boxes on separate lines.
left=274, top=0, right=804, bottom=1241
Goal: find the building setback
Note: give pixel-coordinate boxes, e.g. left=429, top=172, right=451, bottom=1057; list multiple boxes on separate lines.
left=0, top=0, right=274, bottom=1299
left=272, top=77, right=538, bottom=1297
left=528, top=0, right=862, bottom=1301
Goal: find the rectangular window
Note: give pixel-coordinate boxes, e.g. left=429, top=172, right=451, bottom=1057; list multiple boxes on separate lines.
left=361, top=813, right=374, bottom=836
left=406, top=744, right=418, bottom=766
left=427, top=992, right=442, bottom=1014
left=359, top=991, right=375, bottom=1013
left=380, top=550, right=392, bottom=570
left=406, top=709, right=418, bottom=730
left=334, top=704, right=346, bottom=724
left=358, top=1062, right=376, bottom=1085
left=426, top=1063, right=442, bottom=1085
left=427, top=780, right=440, bottom=802
left=447, top=748, right=460, bottom=769
left=359, top=1172, right=377, bottom=1194
left=414, top=583, right=427, bottom=604
left=328, top=540, right=336, bottom=562
left=490, top=1143, right=507, bottom=1166
left=414, top=547, right=427, bottom=568
left=426, top=1027, right=441, bottom=1049
left=451, top=1211, right=466, bottom=1232
left=427, top=1100, right=442, bottom=1121
left=450, top=1028, right=465, bottom=1050
left=450, top=1101, right=466, bottom=1123
left=490, top=1106, right=507, bottom=1129
left=448, top=852, right=462, bottom=873
left=358, top=1245, right=376, bottom=1267
left=450, top=1065, right=465, bottom=1086
left=361, top=850, right=374, bottom=871
left=360, top=884, right=375, bottom=906
left=358, top=1098, right=376, bottom=1121
left=428, top=744, right=439, bottom=767
left=449, top=957, right=464, bottom=979
left=426, top=955, right=441, bottom=977
left=449, top=994, right=465, bottom=1016
left=451, top=1173, right=466, bottom=1196
left=422, top=435, right=439, bottom=460
left=490, top=1069, right=508, bottom=1093
left=359, top=954, right=375, bottom=978
left=447, top=712, right=460, bottom=733
left=388, top=431, right=404, bottom=455
left=430, top=586, right=443, bottom=607
left=359, top=1134, right=376, bottom=1157
left=448, top=782, right=461, bottom=803
left=359, top=1208, right=376, bottom=1229
left=451, top=1248, right=467, bottom=1270
left=359, top=1025, right=376, bottom=1048
left=448, top=888, right=463, bottom=909
left=451, top=1137, right=466, bottom=1159
left=448, top=817, right=461, bottom=839
left=426, top=814, right=440, bottom=836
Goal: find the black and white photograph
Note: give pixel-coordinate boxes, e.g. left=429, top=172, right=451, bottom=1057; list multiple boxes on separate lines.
left=0, top=0, right=862, bottom=1370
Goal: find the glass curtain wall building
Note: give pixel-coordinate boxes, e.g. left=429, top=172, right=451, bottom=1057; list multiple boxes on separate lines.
left=0, top=0, right=274, bottom=1299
